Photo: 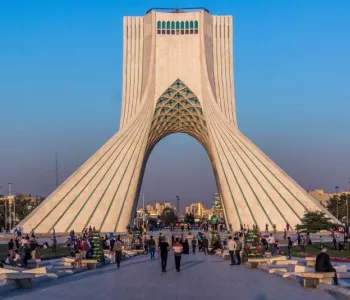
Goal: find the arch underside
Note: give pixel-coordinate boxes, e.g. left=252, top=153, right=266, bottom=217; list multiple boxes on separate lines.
left=18, top=79, right=338, bottom=234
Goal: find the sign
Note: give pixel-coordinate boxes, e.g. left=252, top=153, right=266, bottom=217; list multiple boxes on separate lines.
left=212, top=215, right=217, bottom=225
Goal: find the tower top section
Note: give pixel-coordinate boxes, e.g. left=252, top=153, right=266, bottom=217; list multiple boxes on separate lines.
left=146, top=7, right=210, bottom=15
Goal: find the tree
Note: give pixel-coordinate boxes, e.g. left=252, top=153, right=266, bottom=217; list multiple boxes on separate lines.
left=327, top=194, right=350, bottom=221
left=184, top=213, right=194, bottom=225
left=295, top=211, right=339, bottom=233
left=159, top=207, right=178, bottom=226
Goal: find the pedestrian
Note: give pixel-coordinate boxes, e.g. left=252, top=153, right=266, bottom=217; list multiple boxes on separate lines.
left=159, top=237, right=170, bottom=272
left=300, top=235, right=306, bottom=253
left=265, top=224, right=269, bottom=233
left=191, top=237, right=197, bottom=254
left=332, top=235, right=337, bottom=250
left=223, top=238, right=227, bottom=250
left=29, top=236, right=38, bottom=259
left=283, top=229, right=287, bottom=241
left=320, top=236, right=324, bottom=249
left=52, top=235, right=57, bottom=253
left=234, top=237, right=242, bottom=265
left=172, top=237, right=183, bottom=272
left=287, top=237, right=293, bottom=259
left=183, top=238, right=189, bottom=254
left=286, top=223, right=290, bottom=232
left=113, top=235, right=123, bottom=268
left=267, top=234, right=275, bottom=250
left=22, top=244, right=32, bottom=267
left=143, top=235, right=148, bottom=254
left=315, top=248, right=338, bottom=285
left=8, top=238, right=14, bottom=258
left=297, top=232, right=301, bottom=246
left=228, top=237, right=236, bottom=265
left=202, top=236, right=209, bottom=255
left=110, top=236, right=116, bottom=252
left=148, top=236, right=156, bottom=259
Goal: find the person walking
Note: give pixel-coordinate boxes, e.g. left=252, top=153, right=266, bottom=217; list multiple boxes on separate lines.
left=265, top=224, right=269, bottom=233
left=300, top=235, right=306, bottom=253
left=29, top=236, right=38, bottom=259
left=191, top=237, right=197, bottom=254
left=173, top=237, right=183, bottom=272
left=332, top=235, right=337, bottom=250
left=148, top=236, right=156, bottom=259
left=52, top=235, right=57, bottom=253
left=202, top=236, right=209, bottom=255
left=8, top=239, right=14, bottom=258
left=171, top=233, right=175, bottom=246
left=287, top=237, right=293, bottom=259
left=234, top=237, right=241, bottom=265
left=320, top=236, right=324, bottom=249
left=228, top=237, right=236, bottom=265
left=159, top=237, right=170, bottom=272
left=283, top=229, right=287, bottom=241
left=267, top=234, right=275, bottom=250
left=113, top=235, right=123, bottom=268
left=143, top=235, right=148, bottom=254
left=297, top=232, right=301, bottom=246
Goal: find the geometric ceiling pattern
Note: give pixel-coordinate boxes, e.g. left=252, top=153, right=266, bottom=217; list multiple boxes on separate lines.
left=147, top=79, right=210, bottom=151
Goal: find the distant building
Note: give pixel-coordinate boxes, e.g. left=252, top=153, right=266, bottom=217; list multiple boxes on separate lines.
left=146, top=205, right=154, bottom=212
left=308, top=189, right=350, bottom=206
left=164, top=202, right=172, bottom=209
left=155, top=202, right=165, bottom=214
left=188, top=202, right=204, bottom=217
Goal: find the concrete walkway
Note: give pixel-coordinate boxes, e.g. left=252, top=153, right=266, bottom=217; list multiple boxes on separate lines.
left=3, top=253, right=341, bottom=300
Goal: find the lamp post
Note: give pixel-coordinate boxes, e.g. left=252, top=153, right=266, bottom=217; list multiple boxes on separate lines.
left=176, top=196, right=180, bottom=216
left=335, top=186, right=339, bottom=220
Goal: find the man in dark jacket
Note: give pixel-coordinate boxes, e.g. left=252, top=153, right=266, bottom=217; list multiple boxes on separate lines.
left=202, top=236, right=209, bottom=255
left=315, top=248, right=338, bottom=285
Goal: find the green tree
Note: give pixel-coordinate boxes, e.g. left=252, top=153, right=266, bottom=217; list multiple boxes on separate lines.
left=295, top=211, right=339, bottom=233
left=327, top=194, right=350, bottom=221
left=159, top=207, right=178, bottom=226
left=184, top=213, right=195, bottom=225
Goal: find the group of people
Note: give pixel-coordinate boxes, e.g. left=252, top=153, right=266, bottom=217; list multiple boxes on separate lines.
left=2, top=234, right=39, bottom=267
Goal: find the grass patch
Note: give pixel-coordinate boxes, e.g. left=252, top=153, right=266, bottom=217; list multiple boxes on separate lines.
left=280, top=242, right=350, bottom=258
left=0, top=244, right=70, bottom=261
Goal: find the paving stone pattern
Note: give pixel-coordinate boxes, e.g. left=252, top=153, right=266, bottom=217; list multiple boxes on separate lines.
left=3, top=253, right=342, bottom=300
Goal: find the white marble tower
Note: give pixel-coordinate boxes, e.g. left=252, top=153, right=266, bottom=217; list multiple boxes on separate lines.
left=19, top=8, right=337, bottom=233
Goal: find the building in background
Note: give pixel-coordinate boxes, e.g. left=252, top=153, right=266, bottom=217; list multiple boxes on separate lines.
left=308, top=189, right=350, bottom=206
left=146, top=205, right=154, bottom=212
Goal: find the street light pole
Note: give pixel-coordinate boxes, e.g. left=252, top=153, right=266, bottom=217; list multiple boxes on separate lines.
left=176, top=196, right=180, bottom=216
left=335, top=186, right=339, bottom=220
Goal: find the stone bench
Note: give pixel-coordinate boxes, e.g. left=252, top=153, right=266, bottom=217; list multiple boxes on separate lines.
left=305, top=257, right=316, bottom=267
left=27, top=259, right=41, bottom=269
left=81, top=259, right=98, bottom=270
left=247, top=258, right=269, bottom=269
left=59, top=257, right=81, bottom=268
left=0, top=272, right=35, bottom=289
left=299, top=272, right=335, bottom=288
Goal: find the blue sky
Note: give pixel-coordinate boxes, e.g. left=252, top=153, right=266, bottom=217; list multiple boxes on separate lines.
left=0, top=0, right=349, bottom=209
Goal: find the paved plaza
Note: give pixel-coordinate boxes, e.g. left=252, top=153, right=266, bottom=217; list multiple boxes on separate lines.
left=3, top=253, right=341, bottom=300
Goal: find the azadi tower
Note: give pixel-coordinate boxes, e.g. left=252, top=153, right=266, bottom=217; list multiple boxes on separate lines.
left=20, top=8, right=337, bottom=233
